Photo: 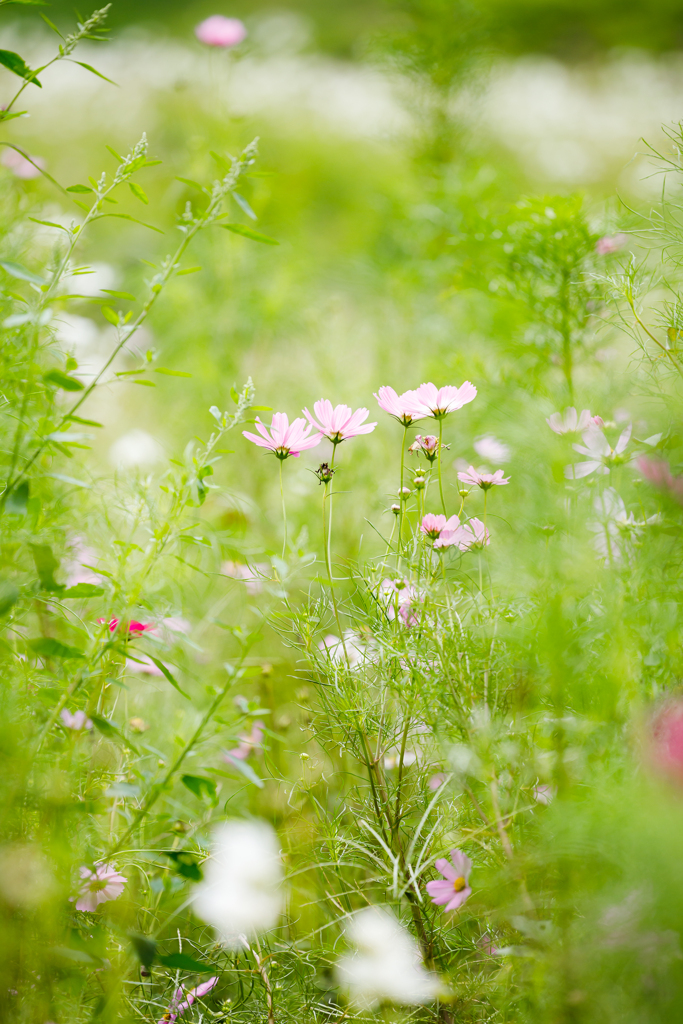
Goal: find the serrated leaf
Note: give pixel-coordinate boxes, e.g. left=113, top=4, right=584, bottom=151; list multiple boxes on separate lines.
left=158, top=952, right=214, bottom=973
left=154, top=367, right=192, bottom=377
left=27, top=637, right=84, bottom=659
left=181, top=774, right=217, bottom=800
left=0, top=49, right=41, bottom=86
left=61, top=584, right=104, bottom=598
left=44, top=369, right=85, bottom=391
left=220, top=223, right=278, bottom=245
left=70, top=61, right=117, bottom=85
left=231, top=191, right=257, bottom=220
left=0, top=259, right=46, bottom=284
left=66, top=184, right=93, bottom=193
left=101, top=305, right=119, bottom=326
left=145, top=656, right=190, bottom=699
left=129, top=181, right=148, bottom=204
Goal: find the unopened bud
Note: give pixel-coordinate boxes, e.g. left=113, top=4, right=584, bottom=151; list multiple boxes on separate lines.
left=413, top=474, right=426, bottom=489
left=391, top=503, right=401, bottom=515
left=315, top=462, right=335, bottom=485
left=458, top=488, right=469, bottom=498
left=399, top=487, right=411, bottom=500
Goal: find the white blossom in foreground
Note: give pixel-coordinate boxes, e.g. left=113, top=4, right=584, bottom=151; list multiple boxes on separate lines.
left=193, top=820, right=283, bottom=948
left=336, top=907, right=439, bottom=1008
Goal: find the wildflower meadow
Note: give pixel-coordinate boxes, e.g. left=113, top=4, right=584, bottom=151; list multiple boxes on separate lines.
left=3, top=1, right=683, bottom=1022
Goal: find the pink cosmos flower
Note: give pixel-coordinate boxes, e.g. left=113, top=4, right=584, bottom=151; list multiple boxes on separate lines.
left=74, top=863, right=127, bottom=912
left=374, top=386, right=426, bottom=426
left=158, top=977, right=219, bottom=1024
left=1, top=148, right=45, bottom=180
left=426, top=849, right=472, bottom=912
left=406, top=381, right=477, bottom=419
left=224, top=720, right=265, bottom=762
left=380, top=579, right=421, bottom=627
left=221, top=561, right=270, bottom=593
left=533, top=784, right=555, bottom=805
left=420, top=513, right=459, bottom=539
left=303, top=400, right=376, bottom=444
left=428, top=773, right=447, bottom=791
left=596, top=233, right=627, bottom=256
left=546, top=407, right=603, bottom=435
left=457, top=466, right=510, bottom=490
left=435, top=518, right=489, bottom=551
left=650, top=700, right=683, bottom=783
left=409, top=434, right=445, bottom=462
left=61, top=708, right=93, bottom=731
left=638, top=457, right=683, bottom=504
left=195, top=15, right=247, bottom=47
left=98, top=618, right=154, bottom=635
left=566, top=422, right=632, bottom=479
left=318, top=631, right=367, bottom=668
left=242, top=413, right=322, bottom=459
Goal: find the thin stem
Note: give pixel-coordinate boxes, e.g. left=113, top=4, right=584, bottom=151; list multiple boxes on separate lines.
left=279, top=459, right=287, bottom=560
left=437, top=419, right=446, bottom=515
left=323, top=447, right=348, bottom=664
left=252, top=943, right=275, bottom=1024
left=398, top=425, right=407, bottom=557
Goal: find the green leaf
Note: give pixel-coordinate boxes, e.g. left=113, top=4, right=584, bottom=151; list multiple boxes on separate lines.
left=209, top=150, right=231, bottom=175
left=65, top=184, right=93, bottom=193
left=101, top=305, right=119, bottom=326
left=154, top=367, right=192, bottom=377
left=44, top=369, right=85, bottom=391
left=106, top=145, right=124, bottom=162
left=5, top=481, right=29, bottom=514
left=40, top=13, right=64, bottom=36
left=162, top=851, right=203, bottom=882
left=70, top=61, right=117, bottom=85
left=66, top=414, right=103, bottom=427
left=0, top=580, right=19, bottom=615
left=176, top=177, right=205, bottom=192
left=145, top=656, right=190, bottom=699
left=0, top=259, right=46, bottom=284
left=61, top=584, right=104, bottom=599
left=95, top=212, right=163, bottom=233
left=27, top=637, right=84, bottom=659
left=130, top=934, right=156, bottom=970
left=181, top=774, right=217, bottom=801
left=91, top=714, right=138, bottom=753
left=45, top=472, right=91, bottom=489
left=176, top=266, right=202, bottom=276
left=0, top=49, right=41, bottom=86
left=100, top=289, right=135, bottom=301
left=232, top=191, right=257, bottom=220
left=158, top=952, right=214, bottom=973
left=223, top=752, right=264, bottom=788
left=129, top=181, right=148, bottom=204
left=30, top=543, right=61, bottom=591
left=0, top=110, right=28, bottom=122
left=220, top=223, right=279, bottom=245
left=131, top=379, right=156, bottom=387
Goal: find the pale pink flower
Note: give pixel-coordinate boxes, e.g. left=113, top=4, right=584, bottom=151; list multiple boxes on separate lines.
left=408, top=434, right=441, bottom=461
left=60, top=708, right=92, bottom=731
left=74, top=864, right=127, bottom=912
left=638, top=457, right=683, bottom=504
left=125, top=654, right=165, bottom=677
left=195, top=15, right=247, bottom=47
left=159, top=977, right=219, bottom=1024
left=420, top=513, right=459, bottom=539
left=650, top=700, right=683, bottom=783
left=596, top=233, right=627, bottom=255
left=428, top=773, right=447, bottom=791
left=457, top=466, right=510, bottom=490
left=242, top=413, right=321, bottom=459
left=225, top=720, right=265, bottom=762
left=303, top=400, right=376, bottom=443
left=380, top=579, right=421, bottom=627
left=435, top=518, right=489, bottom=551
left=64, top=536, right=101, bottom=587
left=533, top=784, right=555, bottom=805
left=566, top=422, right=632, bottom=479
left=473, top=435, right=509, bottom=463
left=374, top=386, right=426, bottom=426
left=1, top=148, right=45, bottom=180
left=546, top=407, right=603, bottom=435
left=221, top=561, right=270, bottom=593
left=426, top=849, right=472, bottom=912
left=162, top=616, right=191, bottom=635
left=406, top=381, right=477, bottom=419
left=318, top=631, right=367, bottom=667
left=478, top=933, right=499, bottom=956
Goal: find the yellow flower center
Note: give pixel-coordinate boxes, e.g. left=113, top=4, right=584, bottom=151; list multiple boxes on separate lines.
left=453, top=876, right=466, bottom=892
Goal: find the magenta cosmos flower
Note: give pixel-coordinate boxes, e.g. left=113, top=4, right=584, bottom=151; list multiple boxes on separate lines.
left=420, top=513, right=459, bottom=539
left=426, top=849, right=472, bottom=912
left=435, top=518, right=489, bottom=551
left=649, top=700, right=683, bottom=783
left=195, top=15, right=247, bottom=47
left=374, top=386, right=426, bottom=426
left=546, top=407, right=602, bottom=435
left=243, top=413, right=322, bottom=460
left=98, top=617, right=154, bottom=635
left=158, top=977, right=219, bottom=1024
left=458, top=466, right=510, bottom=490
left=407, top=381, right=477, bottom=419
left=304, top=400, right=376, bottom=444
left=74, top=863, right=127, bottom=912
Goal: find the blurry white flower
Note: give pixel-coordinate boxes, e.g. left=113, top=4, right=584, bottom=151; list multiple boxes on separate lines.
left=546, top=407, right=602, bottom=434
left=336, top=907, right=439, bottom=1008
left=53, top=313, right=101, bottom=355
left=63, top=262, right=118, bottom=297
left=60, top=708, right=93, bottom=731
left=0, top=845, right=55, bottom=907
left=109, top=429, right=164, bottom=469
left=565, top=423, right=632, bottom=479
left=473, top=434, right=510, bottom=463
left=193, top=820, right=283, bottom=948
left=588, top=486, right=660, bottom=560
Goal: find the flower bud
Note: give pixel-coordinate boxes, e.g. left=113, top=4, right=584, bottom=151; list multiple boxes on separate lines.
left=391, top=503, right=401, bottom=515
left=413, top=474, right=426, bottom=490
left=315, top=462, right=335, bottom=485
left=399, top=487, right=411, bottom=500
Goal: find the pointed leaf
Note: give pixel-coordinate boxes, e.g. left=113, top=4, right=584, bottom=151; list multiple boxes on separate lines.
left=0, top=259, right=46, bottom=284
left=231, top=191, right=257, bottom=220
left=146, top=656, right=191, bottom=699
left=66, top=184, right=93, bottom=193
left=129, top=181, right=148, bottom=204
left=61, top=584, right=104, bottom=598
left=70, top=61, right=117, bottom=85
left=101, top=305, right=119, bottom=326
left=0, top=49, right=41, bottom=86
left=44, top=369, right=85, bottom=391
left=158, top=952, right=214, bottom=972
left=154, top=367, right=192, bottom=377
left=220, top=223, right=278, bottom=245
left=223, top=751, right=264, bottom=788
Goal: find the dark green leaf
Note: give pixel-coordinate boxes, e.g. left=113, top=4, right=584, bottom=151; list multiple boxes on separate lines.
left=5, top=481, right=28, bottom=514
left=61, top=584, right=104, bottom=598
left=0, top=580, right=19, bottom=615
left=220, top=223, right=279, bottom=245
left=70, top=61, right=117, bottom=85
left=129, top=181, right=148, bottom=204
left=0, top=49, right=41, bottom=86
left=27, top=637, right=84, bottom=659
left=181, top=774, right=217, bottom=800
left=232, top=191, right=257, bottom=220
left=162, top=851, right=203, bottom=882
left=66, top=184, right=93, bottom=193
left=30, top=543, right=61, bottom=590
left=67, top=414, right=103, bottom=427
left=146, top=656, right=190, bottom=699
left=44, top=369, right=85, bottom=391
left=0, top=259, right=46, bottom=284
left=158, top=952, right=214, bottom=973
left=154, top=367, right=192, bottom=377
left=130, top=934, right=156, bottom=970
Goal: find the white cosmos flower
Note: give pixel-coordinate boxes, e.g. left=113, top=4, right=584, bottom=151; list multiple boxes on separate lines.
left=565, top=423, right=632, bottom=479
left=336, top=907, right=439, bottom=1008
left=193, top=820, right=283, bottom=948
left=588, top=487, right=661, bottom=560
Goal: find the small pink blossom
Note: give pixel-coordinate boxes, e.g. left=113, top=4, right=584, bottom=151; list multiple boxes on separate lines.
left=566, top=422, right=632, bottom=479
left=473, top=435, right=509, bottom=463
left=407, top=381, right=477, bottom=419
left=73, top=863, right=127, bottom=912
left=224, top=720, right=265, bottom=762
left=1, top=148, right=45, bottom=180
left=457, top=466, right=510, bottom=490
left=596, top=233, right=627, bottom=255
left=533, top=784, right=555, bottom=805
left=304, top=400, right=376, bottom=443
left=420, top=513, right=459, bottom=539
left=428, top=773, right=447, bottom=791
left=380, top=579, right=422, bottom=627
left=98, top=618, right=154, bottom=635
left=162, top=616, right=191, bottom=635
left=478, top=933, right=499, bottom=956
left=242, top=413, right=322, bottom=459
left=638, top=457, right=683, bottom=504
left=546, top=407, right=603, bottom=435
left=159, top=977, right=219, bottom=1024
left=221, top=561, right=270, bottom=593
left=435, top=518, right=489, bottom=551
left=195, top=15, right=247, bottom=47
left=426, top=849, right=472, bottom=912
left=374, top=386, right=426, bottom=426
left=408, top=434, right=442, bottom=461
left=318, top=631, right=367, bottom=668
left=61, top=708, right=92, bottom=731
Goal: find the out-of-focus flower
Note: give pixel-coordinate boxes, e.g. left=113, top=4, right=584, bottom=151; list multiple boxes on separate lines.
left=0, top=845, right=55, bottom=907
left=407, top=381, right=477, bottom=419
left=638, top=456, right=683, bottom=504
left=650, top=700, right=683, bottom=782
left=195, top=14, right=247, bottom=47
left=63, top=262, right=118, bottom=297
left=60, top=708, right=93, bottom=731
left=426, top=849, right=472, bottom=912
left=193, top=820, right=283, bottom=947
left=588, top=487, right=660, bottom=560
left=74, top=864, right=127, bottom=912
left=596, top=233, right=627, bottom=255
left=435, top=518, right=489, bottom=551
left=473, top=435, right=510, bottom=463
left=428, top=772, right=447, bottom=790
left=566, top=423, right=632, bottom=479
left=99, top=618, right=154, bottom=635
left=125, top=655, right=165, bottom=676
left=1, top=148, right=45, bottom=180
left=533, top=784, right=555, bottom=805
left=457, top=466, right=510, bottom=490
left=374, top=386, right=426, bottom=426
left=162, top=616, right=191, bottom=635
left=408, top=434, right=444, bottom=462
left=380, top=579, right=422, bottom=627
left=158, top=977, right=219, bottom=1024
left=336, top=906, right=439, bottom=1008
left=225, top=720, right=265, bottom=762
left=303, top=400, right=376, bottom=443
left=129, top=717, right=149, bottom=733
left=221, top=561, right=270, bottom=593
left=546, top=407, right=602, bottom=435
left=478, top=933, right=499, bottom=956
left=420, top=513, right=459, bottom=539
left=318, top=631, right=367, bottom=667
left=109, top=429, right=164, bottom=469
left=64, top=536, right=101, bottom=587
left=243, top=413, right=321, bottom=459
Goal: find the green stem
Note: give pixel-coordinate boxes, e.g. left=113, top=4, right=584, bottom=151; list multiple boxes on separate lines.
left=279, top=459, right=287, bottom=560
left=323, top=447, right=348, bottom=663
left=398, top=425, right=407, bottom=558
left=437, top=419, right=446, bottom=515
